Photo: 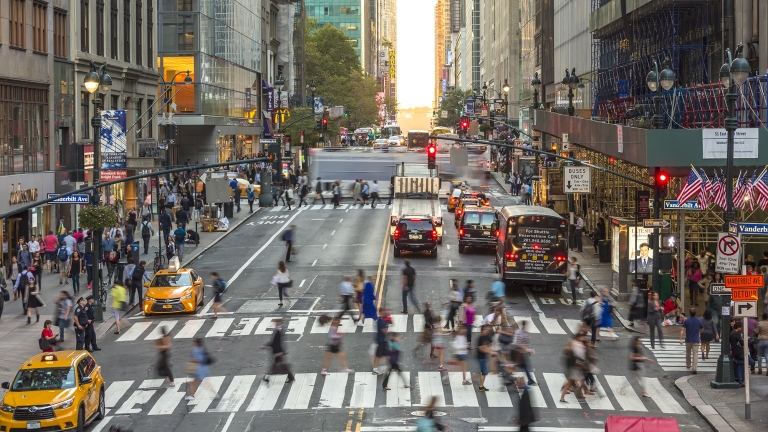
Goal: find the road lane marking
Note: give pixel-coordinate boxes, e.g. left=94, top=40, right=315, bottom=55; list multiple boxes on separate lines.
left=449, top=372, right=479, bottom=407
left=340, top=219, right=343, bottom=223
left=349, top=372, right=377, bottom=408
left=482, top=374, right=513, bottom=407
left=283, top=373, right=316, bottom=409
left=385, top=372, right=411, bottom=407
left=542, top=373, right=579, bottom=408
left=205, top=317, right=234, bottom=337
left=199, top=208, right=305, bottom=315
left=332, top=230, right=336, bottom=235
left=524, top=286, right=546, bottom=318
left=230, top=317, right=259, bottom=336
left=188, top=376, right=225, bottom=412
left=220, top=413, right=236, bottom=432
left=312, top=259, right=317, bottom=266
left=374, top=221, right=390, bottom=309
left=148, top=378, right=191, bottom=415
left=146, top=320, right=178, bottom=340
left=604, top=375, right=647, bottom=412
left=175, top=319, right=206, bottom=338
left=299, top=279, right=306, bottom=287
left=418, top=372, right=445, bottom=406
left=116, top=322, right=152, bottom=342
left=246, top=376, right=286, bottom=411
left=211, top=375, right=256, bottom=412
left=645, top=378, right=686, bottom=414
left=448, top=261, right=452, bottom=267
left=318, top=373, right=349, bottom=408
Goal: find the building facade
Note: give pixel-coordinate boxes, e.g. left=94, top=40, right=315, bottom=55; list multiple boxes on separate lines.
left=479, top=0, right=521, bottom=120
left=305, top=0, right=374, bottom=73
left=158, top=0, right=263, bottom=166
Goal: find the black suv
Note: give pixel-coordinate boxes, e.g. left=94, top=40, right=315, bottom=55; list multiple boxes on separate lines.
left=458, top=205, right=499, bottom=254
left=393, top=216, right=438, bottom=258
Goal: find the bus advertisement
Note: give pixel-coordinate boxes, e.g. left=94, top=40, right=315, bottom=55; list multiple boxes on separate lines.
left=407, top=130, right=430, bottom=151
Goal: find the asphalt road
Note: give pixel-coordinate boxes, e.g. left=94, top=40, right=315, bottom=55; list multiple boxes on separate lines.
left=83, top=165, right=711, bottom=432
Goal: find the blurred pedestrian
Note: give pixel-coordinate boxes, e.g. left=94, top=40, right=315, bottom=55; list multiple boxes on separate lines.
left=514, top=320, right=537, bottom=386
left=155, top=326, right=175, bottom=387
left=647, top=292, right=664, bottom=349
left=559, top=335, right=586, bottom=403
left=354, top=270, right=365, bottom=326
left=263, top=318, right=295, bottom=383
left=401, top=260, right=421, bottom=314
left=451, top=325, right=471, bottom=385
left=54, top=291, right=72, bottom=341
left=443, top=281, right=463, bottom=331
left=314, top=177, right=326, bottom=204
left=372, top=308, right=390, bottom=375
left=628, top=280, right=644, bottom=327
left=24, top=276, right=44, bottom=325
left=361, top=275, right=377, bottom=325
left=476, top=325, right=495, bottom=393
left=458, top=295, right=476, bottom=346
left=568, top=257, right=580, bottom=303
left=110, top=283, right=127, bottom=334
left=41, top=320, right=57, bottom=353
left=320, top=316, right=352, bottom=374
left=210, top=272, right=228, bottom=318
left=516, top=386, right=539, bottom=432
left=619, top=336, right=654, bottom=398
left=382, top=332, right=409, bottom=390
left=185, top=338, right=219, bottom=400
left=701, top=309, right=719, bottom=361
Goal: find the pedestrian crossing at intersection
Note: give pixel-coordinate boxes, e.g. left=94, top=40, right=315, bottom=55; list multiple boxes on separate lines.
left=102, top=371, right=685, bottom=416
left=639, top=338, right=720, bottom=372
left=115, top=315, right=592, bottom=343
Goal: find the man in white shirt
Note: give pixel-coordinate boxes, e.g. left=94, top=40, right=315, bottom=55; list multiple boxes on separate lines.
left=337, top=275, right=358, bottom=324
left=575, top=215, right=584, bottom=252
left=370, top=180, right=380, bottom=208
left=28, top=238, right=40, bottom=253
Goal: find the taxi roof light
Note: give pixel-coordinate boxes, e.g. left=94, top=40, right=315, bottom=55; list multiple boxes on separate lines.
left=42, top=354, right=57, bottom=362
left=167, top=256, right=181, bottom=272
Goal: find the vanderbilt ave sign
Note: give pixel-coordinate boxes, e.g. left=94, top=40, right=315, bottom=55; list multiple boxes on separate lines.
left=9, top=184, right=38, bottom=205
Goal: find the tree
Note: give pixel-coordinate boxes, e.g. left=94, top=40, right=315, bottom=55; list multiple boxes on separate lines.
left=305, top=24, right=361, bottom=92
left=437, top=88, right=475, bottom=128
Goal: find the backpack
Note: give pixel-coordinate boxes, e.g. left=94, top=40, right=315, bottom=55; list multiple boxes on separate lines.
left=214, top=279, right=227, bottom=294
left=141, top=222, right=151, bottom=237
left=581, top=298, right=595, bottom=322
left=18, top=271, right=29, bottom=290
left=58, top=246, right=69, bottom=262
left=175, top=232, right=185, bottom=244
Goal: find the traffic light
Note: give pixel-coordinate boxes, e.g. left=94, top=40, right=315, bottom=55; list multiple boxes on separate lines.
left=461, top=117, right=469, bottom=131
left=315, top=119, right=322, bottom=131
left=427, top=144, right=437, bottom=169
left=322, top=118, right=328, bottom=130
left=655, top=169, right=669, bottom=198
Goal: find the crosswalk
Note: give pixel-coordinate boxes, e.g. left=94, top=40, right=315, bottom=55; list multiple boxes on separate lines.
left=639, top=338, right=720, bottom=372
left=115, top=315, right=592, bottom=343
left=103, top=370, right=686, bottom=416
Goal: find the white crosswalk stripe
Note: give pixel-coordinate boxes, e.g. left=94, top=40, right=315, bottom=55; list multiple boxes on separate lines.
left=258, top=204, right=393, bottom=212
left=639, top=338, right=720, bottom=372
left=115, top=315, right=603, bottom=342
left=104, top=369, right=688, bottom=416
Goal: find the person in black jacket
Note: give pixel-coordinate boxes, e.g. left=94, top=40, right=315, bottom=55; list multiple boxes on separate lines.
left=130, top=261, right=150, bottom=308
left=159, top=211, right=172, bottom=244
left=314, top=177, right=325, bottom=204
left=175, top=207, right=188, bottom=230
left=263, top=318, right=295, bottom=383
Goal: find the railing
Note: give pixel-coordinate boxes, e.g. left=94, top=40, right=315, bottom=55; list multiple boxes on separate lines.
left=592, top=74, right=768, bottom=129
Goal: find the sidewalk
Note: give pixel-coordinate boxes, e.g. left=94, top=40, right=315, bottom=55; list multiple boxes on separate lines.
left=675, top=374, right=768, bottom=432
left=0, top=204, right=258, bottom=397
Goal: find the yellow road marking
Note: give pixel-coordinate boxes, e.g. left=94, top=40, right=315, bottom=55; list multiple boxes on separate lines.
left=375, top=220, right=391, bottom=309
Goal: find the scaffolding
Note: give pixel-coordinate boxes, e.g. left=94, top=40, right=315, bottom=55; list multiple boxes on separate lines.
left=591, top=1, right=711, bottom=119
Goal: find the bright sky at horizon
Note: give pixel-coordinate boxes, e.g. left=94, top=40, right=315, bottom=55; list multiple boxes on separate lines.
left=396, top=0, right=436, bottom=109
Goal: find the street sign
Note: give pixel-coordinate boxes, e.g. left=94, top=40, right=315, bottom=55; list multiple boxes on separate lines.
left=733, top=301, right=758, bottom=318
left=708, top=283, right=731, bottom=295
left=729, top=221, right=739, bottom=235
left=724, top=274, right=764, bottom=288
left=663, top=200, right=702, bottom=210
left=732, top=288, right=758, bottom=301
left=441, top=110, right=448, bottom=118
left=642, top=219, right=671, bottom=228
left=563, top=166, right=590, bottom=193
left=637, top=191, right=650, bottom=220
left=734, top=222, right=768, bottom=235
left=47, top=193, right=90, bottom=204
left=716, top=233, right=741, bottom=274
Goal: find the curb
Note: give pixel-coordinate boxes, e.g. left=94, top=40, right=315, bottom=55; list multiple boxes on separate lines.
left=674, top=375, right=737, bottom=432
left=99, top=209, right=261, bottom=331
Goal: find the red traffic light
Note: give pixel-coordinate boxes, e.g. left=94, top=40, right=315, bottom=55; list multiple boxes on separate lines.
left=608, top=156, right=615, bottom=163
left=656, top=171, right=669, bottom=185
left=322, top=118, right=328, bottom=125
left=428, top=145, right=436, bottom=155
left=461, top=120, right=469, bottom=129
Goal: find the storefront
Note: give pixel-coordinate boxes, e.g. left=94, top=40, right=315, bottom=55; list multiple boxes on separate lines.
left=0, top=172, right=56, bottom=265
left=216, top=134, right=258, bottom=163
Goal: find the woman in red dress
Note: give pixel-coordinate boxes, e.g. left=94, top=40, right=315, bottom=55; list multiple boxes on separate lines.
left=41, top=319, right=58, bottom=353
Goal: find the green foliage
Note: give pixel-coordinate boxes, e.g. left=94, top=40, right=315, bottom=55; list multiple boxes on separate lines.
left=78, top=205, right=118, bottom=231
left=437, top=88, right=475, bottom=128
left=304, top=22, right=396, bottom=130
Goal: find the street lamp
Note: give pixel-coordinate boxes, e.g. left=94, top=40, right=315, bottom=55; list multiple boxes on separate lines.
left=563, top=68, right=579, bottom=117
left=274, top=72, right=286, bottom=185
left=502, top=79, right=510, bottom=122
left=531, top=72, right=541, bottom=111
left=712, top=43, right=750, bottom=391
left=306, top=79, right=316, bottom=108
left=83, top=61, right=112, bottom=322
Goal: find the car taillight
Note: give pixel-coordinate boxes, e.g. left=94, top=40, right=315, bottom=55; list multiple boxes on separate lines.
left=459, top=228, right=464, bottom=236
left=495, top=230, right=499, bottom=237
left=533, top=244, right=540, bottom=250
left=450, top=198, right=456, bottom=203
left=431, top=230, right=437, bottom=240
left=457, top=209, right=462, bottom=215
left=394, top=229, right=400, bottom=238
left=505, top=253, right=517, bottom=260
left=555, top=254, right=566, bottom=262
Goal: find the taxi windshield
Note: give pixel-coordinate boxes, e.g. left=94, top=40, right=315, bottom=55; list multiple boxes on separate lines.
left=11, top=367, right=76, bottom=391
left=150, top=273, right=192, bottom=287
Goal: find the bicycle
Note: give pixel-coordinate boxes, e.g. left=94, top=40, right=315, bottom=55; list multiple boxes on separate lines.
left=152, top=246, right=166, bottom=272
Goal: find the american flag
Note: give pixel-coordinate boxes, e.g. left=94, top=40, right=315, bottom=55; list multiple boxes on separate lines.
left=746, top=171, right=757, bottom=211
left=698, top=168, right=711, bottom=209
left=753, top=168, right=768, bottom=201
left=734, top=172, right=749, bottom=209
left=715, top=169, right=728, bottom=209
left=676, top=167, right=702, bottom=204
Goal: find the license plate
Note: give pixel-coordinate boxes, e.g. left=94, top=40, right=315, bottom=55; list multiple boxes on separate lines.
left=483, top=231, right=490, bottom=236
left=464, top=233, right=471, bottom=237
left=163, top=304, right=172, bottom=309
left=409, top=234, right=420, bottom=240
left=27, top=421, right=40, bottom=429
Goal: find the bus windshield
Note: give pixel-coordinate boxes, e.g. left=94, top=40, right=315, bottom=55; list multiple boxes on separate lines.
left=407, top=131, right=430, bottom=149
left=382, top=125, right=401, bottom=138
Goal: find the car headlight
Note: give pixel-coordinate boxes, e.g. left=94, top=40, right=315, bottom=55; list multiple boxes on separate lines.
left=51, top=397, right=75, bottom=410
left=0, top=402, right=15, bottom=412
left=180, top=291, right=194, bottom=300
left=145, top=296, right=156, bottom=302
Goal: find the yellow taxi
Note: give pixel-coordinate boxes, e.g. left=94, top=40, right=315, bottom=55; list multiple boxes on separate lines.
left=143, top=258, right=205, bottom=315
left=447, top=188, right=462, bottom=212
left=0, top=351, right=105, bottom=432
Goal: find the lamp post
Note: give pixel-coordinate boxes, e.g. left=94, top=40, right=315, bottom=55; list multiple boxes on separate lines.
left=83, top=61, right=112, bottom=322
left=644, top=59, right=676, bottom=295
left=712, top=44, right=750, bottom=391
left=502, top=79, right=510, bottom=122
left=274, top=72, right=286, bottom=185
left=562, top=68, right=579, bottom=246
left=306, top=79, right=316, bottom=108
left=530, top=73, right=542, bottom=179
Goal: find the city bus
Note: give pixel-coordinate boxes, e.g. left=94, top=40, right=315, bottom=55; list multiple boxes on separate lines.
left=495, top=205, right=568, bottom=293
left=407, top=130, right=430, bottom=151
left=431, top=126, right=452, bottom=136
left=381, top=124, right=402, bottom=138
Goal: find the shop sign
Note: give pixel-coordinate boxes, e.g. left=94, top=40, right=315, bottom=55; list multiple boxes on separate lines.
left=32, top=208, right=37, bottom=228
left=84, top=145, right=94, bottom=170
left=100, top=170, right=127, bottom=182
left=9, top=184, right=38, bottom=205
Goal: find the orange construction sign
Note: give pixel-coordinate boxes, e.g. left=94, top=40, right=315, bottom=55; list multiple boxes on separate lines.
left=731, top=289, right=758, bottom=301
left=724, top=274, right=764, bottom=288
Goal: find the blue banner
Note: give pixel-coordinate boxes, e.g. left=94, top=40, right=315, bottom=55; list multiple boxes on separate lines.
left=100, top=110, right=126, bottom=169
left=314, top=97, right=324, bottom=115
left=663, top=200, right=701, bottom=210
left=736, top=223, right=768, bottom=235
left=47, top=193, right=90, bottom=204
left=466, top=98, right=474, bottom=115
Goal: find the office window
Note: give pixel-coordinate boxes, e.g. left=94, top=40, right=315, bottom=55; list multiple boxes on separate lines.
left=10, top=0, right=26, bottom=48
left=270, top=9, right=277, bottom=39
left=111, top=95, right=119, bottom=110
left=81, top=0, right=89, bottom=52
left=136, top=0, right=142, bottom=65
left=81, top=92, right=90, bottom=139
left=124, top=0, right=131, bottom=62
left=147, top=0, right=153, bottom=67
left=33, top=2, right=48, bottom=53
left=340, top=6, right=358, bottom=14
left=54, top=9, right=67, bottom=57
left=146, top=99, right=153, bottom=137
left=136, top=98, right=143, bottom=138
left=110, top=0, right=118, bottom=59
left=96, top=0, right=105, bottom=55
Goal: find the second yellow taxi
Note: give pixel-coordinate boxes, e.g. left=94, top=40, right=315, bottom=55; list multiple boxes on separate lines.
left=143, top=258, right=205, bottom=315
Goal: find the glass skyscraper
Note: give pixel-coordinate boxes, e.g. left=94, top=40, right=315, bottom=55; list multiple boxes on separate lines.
left=305, top=1, right=364, bottom=62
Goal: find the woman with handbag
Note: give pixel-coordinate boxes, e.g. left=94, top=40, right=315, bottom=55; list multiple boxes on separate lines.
left=354, top=269, right=365, bottom=326
left=185, top=338, right=219, bottom=401
left=24, top=276, right=45, bottom=325
left=274, top=261, right=291, bottom=306
left=320, top=316, right=352, bottom=375
left=31, top=252, right=43, bottom=292
left=155, top=326, right=175, bottom=387
left=686, top=262, right=703, bottom=306
left=68, top=252, right=84, bottom=295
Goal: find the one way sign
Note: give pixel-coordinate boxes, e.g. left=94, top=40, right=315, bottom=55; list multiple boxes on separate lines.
left=563, top=166, right=591, bottom=193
